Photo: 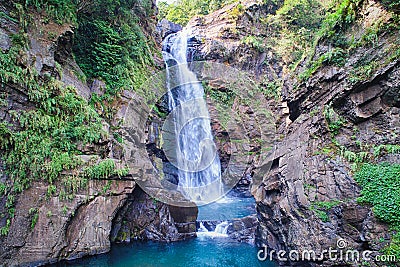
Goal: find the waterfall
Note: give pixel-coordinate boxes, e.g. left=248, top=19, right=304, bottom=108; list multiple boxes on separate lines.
left=214, top=221, right=229, bottom=235
left=162, top=28, right=223, bottom=204
left=196, top=221, right=229, bottom=238
left=198, top=222, right=209, bottom=233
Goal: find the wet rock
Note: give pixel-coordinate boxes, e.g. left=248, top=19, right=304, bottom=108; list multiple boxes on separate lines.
left=197, top=214, right=258, bottom=244
left=90, top=79, right=106, bottom=96
left=156, top=19, right=182, bottom=40
left=227, top=215, right=258, bottom=243
left=111, top=187, right=197, bottom=242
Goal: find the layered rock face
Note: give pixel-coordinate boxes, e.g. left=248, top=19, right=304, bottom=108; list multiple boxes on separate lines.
left=252, top=1, right=400, bottom=265
left=184, top=0, right=400, bottom=266
left=0, top=1, right=197, bottom=266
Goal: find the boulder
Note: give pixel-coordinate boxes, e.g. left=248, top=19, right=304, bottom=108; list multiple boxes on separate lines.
left=156, top=19, right=182, bottom=40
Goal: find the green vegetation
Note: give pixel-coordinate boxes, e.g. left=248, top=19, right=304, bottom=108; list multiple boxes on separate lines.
left=262, top=0, right=327, bottom=69
left=276, top=0, right=324, bottom=31
left=29, top=208, right=39, bottom=229
left=61, top=205, right=68, bottom=215
left=323, top=105, right=346, bottom=136
left=258, top=79, right=282, bottom=100
left=320, top=137, right=400, bottom=172
left=310, top=199, right=341, bottom=222
left=381, top=0, right=400, bottom=11
left=24, top=0, right=77, bottom=25
left=297, top=0, right=400, bottom=85
left=348, top=56, right=380, bottom=84
left=101, top=180, right=113, bottom=195
left=227, top=3, right=244, bottom=20
left=0, top=219, right=11, bottom=236
left=356, top=163, right=400, bottom=226
left=299, top=48, right=347, bottom=81
left=313, top=200, right=341, bottom=210
left=73, top=0, right=155, bottom=107
left=373, top=145, right=400, bottom=157
left=242, top=36, right=266, bottom=52
left=204, top=82, right=236, bottom=106
left=0, top=1, right=144, bottom=235
left=1, top=28, right=103, bottom=214
left=310, top=206, right=330, bottom=222
left=158, top=0, right=240, bottom=25
left=355, top=163, right=400, bottom=258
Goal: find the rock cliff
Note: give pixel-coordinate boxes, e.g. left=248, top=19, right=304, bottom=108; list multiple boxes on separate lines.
left=0, top=1, right=197, bottom=266
left=1, top=0, right=399, bottom=266
left=183, top=0, right=400, bottom=266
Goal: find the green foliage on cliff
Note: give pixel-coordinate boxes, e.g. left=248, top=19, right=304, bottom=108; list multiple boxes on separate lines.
left=158, top=0, right=239, bottom=25
left=356, top=163, right=400, bottom=227
left=355, top=163, right=400, bottom=258
left=24, top=0, right=77, bottom=24
left=263, top=0, right=328, bottom=68
left=310, top=199, right=341, bottom=222
left=276, top=0, right=324, bottom=30
left=0, top=28, right=107, bottom=196
left=381, top=0, right=400, bottom=11
left=294, top=0, right=363, bottom=79
left=0, top=1, right=147, bottom=235
left=323, top=105, right=346, bottom=136
left=73, top=0, right=155, bottom=99
left=298, top=0, right=400, bottom=84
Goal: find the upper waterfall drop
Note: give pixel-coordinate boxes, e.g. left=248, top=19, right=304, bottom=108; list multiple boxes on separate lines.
left=161, top=28, right=224, bottom=204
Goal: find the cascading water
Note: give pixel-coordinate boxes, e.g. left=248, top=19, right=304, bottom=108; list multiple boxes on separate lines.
left=197, top=221, right=229, bottom=238
left=162, top=28, right=223, bottom=204
left=161, top=29, right=222, bottom=202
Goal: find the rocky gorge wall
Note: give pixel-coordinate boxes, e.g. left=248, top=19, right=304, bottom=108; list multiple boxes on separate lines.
left=180, top=0, right=400, bottom=266
left=0, top=0, right=399, bottom=266
left=0, top=1, right=197, bottom=266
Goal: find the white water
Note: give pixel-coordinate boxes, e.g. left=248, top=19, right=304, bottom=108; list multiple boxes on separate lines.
left=197, top=221, right=229, bottom=238
left=162, top=28, right=223, bottom=204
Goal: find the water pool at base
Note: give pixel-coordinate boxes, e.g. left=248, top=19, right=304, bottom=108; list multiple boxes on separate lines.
left=197, top=196, right=256, bottom=220
left=50, top=195, right=265, bottom=267
left=53, top=238, right=275, bottom=267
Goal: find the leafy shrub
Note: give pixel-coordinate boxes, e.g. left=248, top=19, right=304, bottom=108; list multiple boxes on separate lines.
left=24, top=0, right=77, bottom=24
left=323, top=106, right=346, bottom=136
left=242, top=36, right=265, bottom=52
left=73, top=0, right=155, bottom=102
left=355, top=163, right=400, bottom=257
left=259, top=80, right=281, bottom=100
left=158, top=0, right=239, bottom=25
left=356, top=163, right=400, bottom=226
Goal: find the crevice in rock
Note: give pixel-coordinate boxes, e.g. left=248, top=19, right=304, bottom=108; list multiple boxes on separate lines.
left=110, top=186, right=197, bottom=243
left=288, top=98, right=303, bottom=122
